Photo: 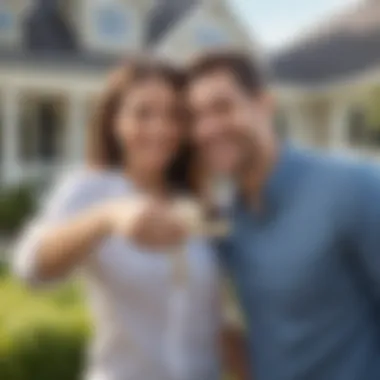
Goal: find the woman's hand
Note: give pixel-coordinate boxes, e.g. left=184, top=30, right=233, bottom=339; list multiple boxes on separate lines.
left=103, top=196, right=191, bottom=250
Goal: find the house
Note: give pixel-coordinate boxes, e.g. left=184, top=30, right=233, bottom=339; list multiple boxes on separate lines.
left=272, top=0, right=380, bottom=159
left=0, top=0, right=254, bottom=186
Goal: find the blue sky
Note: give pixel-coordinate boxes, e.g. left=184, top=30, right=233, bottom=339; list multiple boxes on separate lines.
left=233, top=0, right=360, bottom=50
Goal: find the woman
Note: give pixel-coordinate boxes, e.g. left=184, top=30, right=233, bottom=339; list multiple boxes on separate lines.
left=13, top=58, right=223, bottom=380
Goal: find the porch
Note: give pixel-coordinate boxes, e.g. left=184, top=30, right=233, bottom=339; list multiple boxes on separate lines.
left=276, top=69, right=380, bottom=162
left=0, top=64, right=103, bottom=186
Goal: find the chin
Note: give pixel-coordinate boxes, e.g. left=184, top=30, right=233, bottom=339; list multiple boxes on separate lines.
left=207, top=166, right=236, bottom=178
left=208, top=159, right=241, bottom=176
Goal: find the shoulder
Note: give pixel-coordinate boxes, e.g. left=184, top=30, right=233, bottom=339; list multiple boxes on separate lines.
left=312, top=152, right=380, bottom=213
left=294, top=148, right=377, bottom=187
left=349, top=159, right=380, bottom=206
left=290, top=148, right=380, bottom=207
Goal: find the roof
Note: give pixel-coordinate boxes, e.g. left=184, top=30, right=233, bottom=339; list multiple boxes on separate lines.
left=146, top=0, right=199, bottom=46
left=0, top=0, right=199, bottom=69
left=24, top=0, right=78, bottom=52
left=271, top=0, right=380, bottom=85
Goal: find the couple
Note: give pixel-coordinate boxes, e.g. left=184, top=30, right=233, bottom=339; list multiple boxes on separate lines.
left=13, top=50, right=380, bottom=380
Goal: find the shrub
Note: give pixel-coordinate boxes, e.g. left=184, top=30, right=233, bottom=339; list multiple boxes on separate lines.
left=0, top=267, right=90, bottom=380
left=0, top=183, right=38, bottom=236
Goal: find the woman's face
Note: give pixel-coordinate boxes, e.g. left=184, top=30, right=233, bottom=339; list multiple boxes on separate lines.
left=115, top=77, right=184, bottom=176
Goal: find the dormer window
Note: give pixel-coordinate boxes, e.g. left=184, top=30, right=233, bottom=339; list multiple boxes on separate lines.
left=0, top=11, right=13, bottom=32
left=0, top=6, right=18, bottom=43
left=91, top=2, right=132, bottom=49
left=195, top=20, right=230, bottom=47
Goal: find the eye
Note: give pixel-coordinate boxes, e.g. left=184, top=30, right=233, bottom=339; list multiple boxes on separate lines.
left=213, top=98, right=233, bottom=114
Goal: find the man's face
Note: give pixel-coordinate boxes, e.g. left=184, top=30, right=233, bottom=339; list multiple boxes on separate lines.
left=188, top=69, right=272, bottom=177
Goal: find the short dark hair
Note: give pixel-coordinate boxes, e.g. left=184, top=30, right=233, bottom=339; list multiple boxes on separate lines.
left=187, top=49, right=266, bottom=94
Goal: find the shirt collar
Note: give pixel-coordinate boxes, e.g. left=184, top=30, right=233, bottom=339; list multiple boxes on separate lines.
left=265, top=143, right=299, bottom=206
left=236, top=143, right=302, bottom=219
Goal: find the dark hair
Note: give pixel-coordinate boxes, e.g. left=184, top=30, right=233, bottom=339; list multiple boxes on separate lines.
left=87, top=56, right=193, bottom=191
left=187, top=49, right=266, bottom=94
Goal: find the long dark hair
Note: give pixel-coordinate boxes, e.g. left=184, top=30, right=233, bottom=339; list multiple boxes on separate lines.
left=87, top=56, right=194, bottom=192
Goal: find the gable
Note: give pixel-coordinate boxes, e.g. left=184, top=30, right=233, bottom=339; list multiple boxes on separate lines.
left=81, top=0, right=144, bottom=54
left=154, top=0, right=256, bottom=63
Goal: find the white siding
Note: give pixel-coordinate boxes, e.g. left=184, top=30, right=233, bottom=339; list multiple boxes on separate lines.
left=155, top=0, right=256, bottom=63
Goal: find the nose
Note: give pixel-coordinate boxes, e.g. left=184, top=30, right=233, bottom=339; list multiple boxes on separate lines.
left=150, top=114, right=167, bottom=132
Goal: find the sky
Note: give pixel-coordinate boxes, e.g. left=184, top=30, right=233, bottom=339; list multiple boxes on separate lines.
left=233, top=0, right=360, bottom=50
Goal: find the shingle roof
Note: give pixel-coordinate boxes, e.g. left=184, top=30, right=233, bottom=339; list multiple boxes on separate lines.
left=24, top=0, right=78, bottom=52
left=271, top=0, right=380, bottom=85
left=0, top=0, right=200, bottom=69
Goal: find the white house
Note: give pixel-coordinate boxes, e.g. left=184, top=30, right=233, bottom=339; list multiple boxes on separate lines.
left=0, top=0, right=255, bottom=186
left=272, top=0, right=380, bottom=160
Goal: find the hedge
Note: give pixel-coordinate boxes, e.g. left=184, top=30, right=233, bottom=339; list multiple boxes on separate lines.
left=0, top=266, right=90, bottom=380
left=0, top=183, right=38, bottom=236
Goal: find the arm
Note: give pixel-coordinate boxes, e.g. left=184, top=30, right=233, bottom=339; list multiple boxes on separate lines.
left=12, top=171, right=111, bottom=284
left=14, top=205, right=110, bottom=282
left=13, top=172, right=188, bottom=284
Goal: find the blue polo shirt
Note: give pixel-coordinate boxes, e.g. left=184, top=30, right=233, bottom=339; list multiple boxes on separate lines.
left=219, top=145, right=380, bottom=380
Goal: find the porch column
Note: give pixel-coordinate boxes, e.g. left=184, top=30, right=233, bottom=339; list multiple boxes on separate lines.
left=287, top=103, right=309, bottom=145
left=67, top=91, right=87, bottom=165
left=1, top=86, right=20, bottom=185
left=329, top=101, right=349, bottom=151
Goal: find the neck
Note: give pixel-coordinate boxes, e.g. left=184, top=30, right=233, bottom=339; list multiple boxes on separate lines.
left=239, top=134, right=279, bottom=210
left=125, top=165, right=168, bottom=196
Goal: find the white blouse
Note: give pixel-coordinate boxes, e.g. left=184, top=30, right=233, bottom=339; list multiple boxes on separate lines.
left=13, top=170, right=222, bottom=380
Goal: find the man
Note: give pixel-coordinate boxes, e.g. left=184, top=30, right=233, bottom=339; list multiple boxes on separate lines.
left=185, top=50, right=380, bottom=380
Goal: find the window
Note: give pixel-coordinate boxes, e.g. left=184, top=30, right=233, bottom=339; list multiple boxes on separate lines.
left=195, top=21, right=229, bottom=47
left=0, top=8, right=16, bottom=39
left=20, top=99, right=63, bottom=163
left=93, top=3, right=131, bottom=46
left=347, top=108, right=368, bottom=147
left=0, top=11, right=13, bottom=31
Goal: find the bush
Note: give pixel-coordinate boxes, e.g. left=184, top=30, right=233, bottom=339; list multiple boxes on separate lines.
left=0, top=266, right=90, bottom=380
left=0, top=183, right=38, bottom=236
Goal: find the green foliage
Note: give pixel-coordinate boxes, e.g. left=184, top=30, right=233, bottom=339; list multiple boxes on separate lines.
left=365, top=87, right=380, bottom=131
left=0, top=265, right=90, bottom=380
left=0, top=183, right=38, bottom=235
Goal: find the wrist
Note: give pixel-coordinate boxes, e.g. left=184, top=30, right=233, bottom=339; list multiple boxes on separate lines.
left=92, top=203, right=114, bottom=237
